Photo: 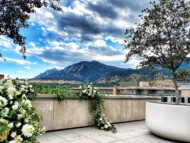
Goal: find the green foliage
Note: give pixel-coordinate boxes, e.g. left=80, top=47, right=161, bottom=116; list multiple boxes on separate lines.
left=0, top=1, right=62, bottom=58
left=124, top=0, right=190, bottom=70
left=124, top=0, right=190, bottom=104
left=31, top=83, right=78, bottom=102
left=177, top=69, right=190, bottom=80
left=0, top=120, right=8, bottom=132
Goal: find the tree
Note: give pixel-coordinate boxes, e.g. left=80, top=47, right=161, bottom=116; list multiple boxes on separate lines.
left=124, top=0, right=190, bottom=104
left=0, top=0, right=62, bottom=59
left=177, top=69, right=190, bottom=80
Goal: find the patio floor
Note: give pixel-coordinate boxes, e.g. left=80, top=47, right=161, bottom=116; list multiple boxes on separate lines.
left=37, top=121, right=179, bottom=143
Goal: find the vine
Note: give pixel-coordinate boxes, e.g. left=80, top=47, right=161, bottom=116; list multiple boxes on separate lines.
left=78, top=84, right=117, bottom=133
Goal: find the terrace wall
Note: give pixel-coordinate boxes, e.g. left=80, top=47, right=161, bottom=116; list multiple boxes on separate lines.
left=32, top=95, right=160, bottom=131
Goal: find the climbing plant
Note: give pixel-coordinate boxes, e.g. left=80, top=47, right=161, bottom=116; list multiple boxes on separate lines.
left=78, top=84, right=117, bottom=133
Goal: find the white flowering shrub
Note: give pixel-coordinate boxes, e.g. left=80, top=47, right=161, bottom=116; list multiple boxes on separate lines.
left=95, top=114, right=116, bottom=133
left=79, top=84, right=117, bottom=133
left=80, top=84, right=99, bottom=97
left=0, top=78, right=45, bottom=143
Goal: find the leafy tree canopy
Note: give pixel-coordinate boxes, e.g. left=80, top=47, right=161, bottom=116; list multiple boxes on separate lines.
left=124, top=0, right=190, bottom=70
left=124, top=0, right=190, bottom=103
left=0, top=0, right=62, bottom=59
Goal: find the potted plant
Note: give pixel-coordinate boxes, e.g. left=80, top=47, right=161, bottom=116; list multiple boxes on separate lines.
left=124, top=0, right=190, bottom=142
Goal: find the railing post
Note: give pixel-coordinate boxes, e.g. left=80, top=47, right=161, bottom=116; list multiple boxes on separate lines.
left=113, top=87, right=118, bottom=95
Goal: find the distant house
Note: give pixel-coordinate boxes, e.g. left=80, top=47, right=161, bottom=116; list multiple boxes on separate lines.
left=0, top=74, right=4, bottom=80
left=72, top=85, right=175, bottom=96
left=177, top=78, right=190, bottom=97
left=178, top=78, right=190, bottom=90
left=118, top=86, right=175, bottom=96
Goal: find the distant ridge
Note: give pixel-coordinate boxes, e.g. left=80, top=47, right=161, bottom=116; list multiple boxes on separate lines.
left=35, top=68, right=58, bottom=79
left=34, top=60, right=190, bottom=82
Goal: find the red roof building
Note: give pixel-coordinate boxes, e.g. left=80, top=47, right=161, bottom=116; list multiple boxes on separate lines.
left=0, top=74, right=4, bottom=80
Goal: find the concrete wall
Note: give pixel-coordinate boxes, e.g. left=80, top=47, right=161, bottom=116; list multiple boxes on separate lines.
left=32, top=95, right=160, bottom=131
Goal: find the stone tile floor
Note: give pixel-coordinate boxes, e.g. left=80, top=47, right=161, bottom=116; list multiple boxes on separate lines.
left=37, top=121, right=180, bottom=143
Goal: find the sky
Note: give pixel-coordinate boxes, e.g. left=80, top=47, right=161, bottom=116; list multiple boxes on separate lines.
left=0, top=0, right=152, bottom=78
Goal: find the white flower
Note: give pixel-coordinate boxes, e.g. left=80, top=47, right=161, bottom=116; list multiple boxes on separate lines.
left=0, top=119, right=8, bottom=124
left=22, top=124, right=34, bottom=137
left=104, top=125, right=108, bottom=129
left=24, top=100, right=32, bottom=108
left=99, top=118, right=102, bottom=121
left=82, top=90, right=86, bottom=93
left=24, top=119, right=29, bottom=123
left=17, top=114, right=23, bottom=119
left=14, top=101, right=19, bottom=105
left=7, top=86, right=16, bottom=94
left=94, top=87, right=98, bottom=90
left=9, top=122, right=14, bottom=128
left=15, top=90, right=21, bottom=96
left=2, top=107, right=9, bottom=117
left=15, top=135, right=23, bottom=142
left=12, top=104, right=18, bottom=110
left=19, top=108, right=26, bottom=116
left=22, top=94, right=27, bottom=102
left=16, top=122, right=21, bottom=128
left=9, top=141, right=16, bottom=143
left=8, top=94, right=13, bottom=100
left=0, top=96, right=8, bottom=107
left=3, top=80, right=12, bottom=88
left=11, top=132, right=17, bottom=138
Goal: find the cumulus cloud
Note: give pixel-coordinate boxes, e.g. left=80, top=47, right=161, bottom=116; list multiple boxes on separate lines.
left=3, top=58, right=32, bottom=65
left=25, top=0, right=151, bottom=69
left=0, top=36, right=14, bottom=49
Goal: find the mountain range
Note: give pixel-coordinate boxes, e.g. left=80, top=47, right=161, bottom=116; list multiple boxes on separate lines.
left=34, top=60, right=180, bottom=82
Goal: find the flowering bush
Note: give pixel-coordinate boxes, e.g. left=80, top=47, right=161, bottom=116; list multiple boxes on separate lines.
left=79, top=84, right=117, bottom=133
left=80, top=84, right=99, bottom=98
left=0, top=77, right=45, bottom=143
left=95, top=114, right=117, bottom=133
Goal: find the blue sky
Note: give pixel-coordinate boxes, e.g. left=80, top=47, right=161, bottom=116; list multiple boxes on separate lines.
left=0, top=0, right=151, bottom=78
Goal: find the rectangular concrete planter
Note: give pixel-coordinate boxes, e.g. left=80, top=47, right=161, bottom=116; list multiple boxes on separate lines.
left=33, top=95, right=159, bottom=131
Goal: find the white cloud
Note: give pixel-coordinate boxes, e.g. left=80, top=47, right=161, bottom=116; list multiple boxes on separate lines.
left=24, top=66, right=31, bottom=70
left=0, top=36, right=14, bottom=49
left=25, top=0, right=150, bottom=69
left=4, top=58, right=32, bottom=65
left=29, top=42, right=35, bottom=47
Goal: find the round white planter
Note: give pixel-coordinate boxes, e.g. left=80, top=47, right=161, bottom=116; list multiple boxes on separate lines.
left=146, top=102, right=190, bottom=142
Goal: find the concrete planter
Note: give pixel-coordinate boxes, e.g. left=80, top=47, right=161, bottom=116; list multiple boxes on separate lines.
left=146, top=102, right=190, bottom=142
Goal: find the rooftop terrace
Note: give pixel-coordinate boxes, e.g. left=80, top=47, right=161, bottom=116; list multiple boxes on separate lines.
left=37, top=121, right=178, bottom=143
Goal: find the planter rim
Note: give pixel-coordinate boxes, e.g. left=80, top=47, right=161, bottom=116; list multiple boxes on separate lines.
left=148, top=101, right=190, bottom=106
